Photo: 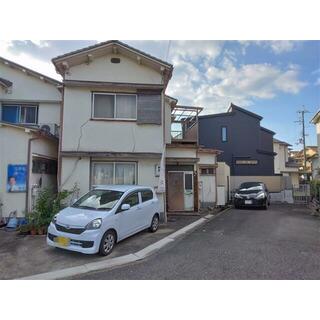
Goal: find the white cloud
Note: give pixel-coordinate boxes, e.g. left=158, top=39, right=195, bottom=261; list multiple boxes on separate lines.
left=0, top=41, right=61, bottom=80
left=267, top=41, right=296, bottom=54
left=168, top=58, right=306, bottom=114
left=0, top=40, right=307, bottom=114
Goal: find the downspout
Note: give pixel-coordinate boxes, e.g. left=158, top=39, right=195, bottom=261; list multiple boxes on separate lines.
left=57, top=83, right=65, bottom=191
left=25, top=135, right=40, bottom=214
left=162, top=89, right=167, bottom=223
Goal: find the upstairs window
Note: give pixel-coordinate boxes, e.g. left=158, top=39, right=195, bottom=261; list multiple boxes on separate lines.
left=1, top=104, right=38, bottom=124
left=221, top=126, right=227, bottom=142
left=92, top=93, right=137, bottom=120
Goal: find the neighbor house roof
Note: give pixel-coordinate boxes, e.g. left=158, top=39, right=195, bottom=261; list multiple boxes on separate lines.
left=311, top=110, right=320, bottom=124
left=0, top=121, right=58, bottom=141
left=260, top=126, right=275, bottom=135
left=199, top=103, right=263, bottom=121
left=273, top=138, right=292, bottom=146
left=228, top=103, right=263, bottom=120
left=0, top=56, right=62, bottom=87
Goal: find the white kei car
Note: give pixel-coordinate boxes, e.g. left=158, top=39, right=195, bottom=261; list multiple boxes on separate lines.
left=47, top=185, right=160, bottom=256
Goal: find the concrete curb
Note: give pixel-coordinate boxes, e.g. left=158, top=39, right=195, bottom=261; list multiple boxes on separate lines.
left=18, top=206, right=231, bottom=280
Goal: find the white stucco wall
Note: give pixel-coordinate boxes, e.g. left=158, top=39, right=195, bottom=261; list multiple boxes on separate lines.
left=166, top=147, right=198, bottom=159
left=198, top=152, right=217, bottom=165
left=273, top=142, right=287, bottom=174
left=0, top=125, right=58, bottom=217
left=60, top=156, right=165, bottom=212
left=62, top=87, right=164, bottom=153
left=65, top=54, right=163, bottom=84
left=0, top=62, right=61, bottom=128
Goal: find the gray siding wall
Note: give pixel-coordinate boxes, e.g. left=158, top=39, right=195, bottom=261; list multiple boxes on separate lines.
left=199, top=111, right=275, bottom=176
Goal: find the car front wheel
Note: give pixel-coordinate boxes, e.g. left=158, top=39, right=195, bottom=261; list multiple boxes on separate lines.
left=149, top=214, right=159, bottom=233
left=263, top=200, right=269, bottom=210
left=99, top=230, right=116, bottom=256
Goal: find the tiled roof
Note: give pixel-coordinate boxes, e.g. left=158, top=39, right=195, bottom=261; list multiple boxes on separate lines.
left=0, top=56, right=62, bottom=86
left=52, top=40, right=173, bottom=68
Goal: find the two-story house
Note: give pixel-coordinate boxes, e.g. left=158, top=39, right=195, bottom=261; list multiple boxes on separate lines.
left=0, top=57, right=62, bottom=217
left=273, top=138, right=299, bottom=187
left=310, top=110, right=320, bottom=180
left=52, top=41, right=221, bottom=219
left=199, top=103, right=276, bottom=177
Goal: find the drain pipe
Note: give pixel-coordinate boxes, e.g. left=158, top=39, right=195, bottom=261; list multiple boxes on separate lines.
left=25, top=135, right=40, bottom=214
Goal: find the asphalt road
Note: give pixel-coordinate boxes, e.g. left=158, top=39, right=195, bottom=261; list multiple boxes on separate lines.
left=72, top=205, right=320, bottom=279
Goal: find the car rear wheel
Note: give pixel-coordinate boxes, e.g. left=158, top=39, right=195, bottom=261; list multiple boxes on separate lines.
left=99, top=230, right=116, bottom=256
left=149, top=214, right=159, bottom=233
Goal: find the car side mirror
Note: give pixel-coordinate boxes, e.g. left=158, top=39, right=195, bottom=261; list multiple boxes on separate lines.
left=121, top=203, right=131, bottom=211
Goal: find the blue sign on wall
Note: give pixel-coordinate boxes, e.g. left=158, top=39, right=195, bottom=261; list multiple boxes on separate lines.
left=7, top=164, right=27, bottom=192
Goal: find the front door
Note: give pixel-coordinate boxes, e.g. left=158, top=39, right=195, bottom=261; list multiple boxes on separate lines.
left=167, top=171, right=194, bottom=211
left=167, top=172, right=184, bottom=211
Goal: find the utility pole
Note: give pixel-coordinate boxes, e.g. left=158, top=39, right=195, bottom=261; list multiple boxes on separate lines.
left=296, top=107, right=310, bottom=179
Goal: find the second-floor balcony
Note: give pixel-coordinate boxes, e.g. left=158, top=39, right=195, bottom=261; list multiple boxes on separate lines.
left=171, top=105, right=202, bottom=144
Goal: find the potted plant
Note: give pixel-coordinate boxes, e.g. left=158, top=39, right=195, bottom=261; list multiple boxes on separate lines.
left=18, top=224, right=31, bottom=235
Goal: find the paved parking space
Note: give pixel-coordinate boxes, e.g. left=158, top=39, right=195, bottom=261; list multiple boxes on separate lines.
left=72, top=204, right=320, bottom=280
left=0, top=215, right=200, bottom=279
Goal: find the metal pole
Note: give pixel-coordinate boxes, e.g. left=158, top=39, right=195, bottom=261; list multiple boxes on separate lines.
left=301, top=110, right=307, bottom=175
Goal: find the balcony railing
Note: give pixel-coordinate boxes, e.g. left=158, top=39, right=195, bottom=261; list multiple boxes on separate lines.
left=171, top=105, right=202, bottom=144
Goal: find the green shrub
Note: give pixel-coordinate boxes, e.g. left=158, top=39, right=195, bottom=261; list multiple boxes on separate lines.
left=28, top=184, right=79, bottom=228
left=310, top=180, right=320, bottom=200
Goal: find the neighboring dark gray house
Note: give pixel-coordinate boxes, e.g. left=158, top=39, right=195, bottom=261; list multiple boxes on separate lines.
left=199, top=103, right=276, bottom=176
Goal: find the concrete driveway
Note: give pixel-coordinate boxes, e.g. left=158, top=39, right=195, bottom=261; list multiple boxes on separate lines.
left=0, top=215, right=200, bottom=279
left=72, top=204, right=320, bottom=279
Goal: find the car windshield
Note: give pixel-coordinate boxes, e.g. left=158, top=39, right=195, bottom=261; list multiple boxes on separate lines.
left=239, top=182, right=263, bottom=191
left=72, top=189, right=124, bottom=211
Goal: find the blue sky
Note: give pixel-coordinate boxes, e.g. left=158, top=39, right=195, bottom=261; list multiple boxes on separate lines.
left=1, top=40, right=319, bottom=149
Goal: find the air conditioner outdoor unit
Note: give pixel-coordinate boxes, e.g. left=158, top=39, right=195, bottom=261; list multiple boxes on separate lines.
left=39, top=123, right=59, bottom=136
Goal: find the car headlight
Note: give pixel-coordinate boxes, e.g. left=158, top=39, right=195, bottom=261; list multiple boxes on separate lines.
left=234, top=193, right=242, bottom=199
left=255, top=192, right=265, bottom=199
left=52, top=214, right=58, bottom=224
left=86, top=218, right=102, bottom=230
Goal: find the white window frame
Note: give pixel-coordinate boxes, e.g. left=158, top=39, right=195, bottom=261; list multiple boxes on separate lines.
left=92, top=92, right=137, bottom=121
left=91, top=161, right=137, bottom=186
left=1, top=104, right=38, bottom=125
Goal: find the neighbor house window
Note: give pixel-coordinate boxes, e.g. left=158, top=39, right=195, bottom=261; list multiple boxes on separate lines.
left=1, top=104, right=38, bottom=124
left=235, top=159, right=258, bottom=165
left=92, top=93, right=137, bottom=120
left=221, top=126, right=227, bottom=142
left=200, top=167, right=215, bottom=175
left=92, top=162, right=137, bottom=185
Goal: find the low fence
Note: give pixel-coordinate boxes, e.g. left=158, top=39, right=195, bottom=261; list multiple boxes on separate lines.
left=293, top=184, right=311, bottom=204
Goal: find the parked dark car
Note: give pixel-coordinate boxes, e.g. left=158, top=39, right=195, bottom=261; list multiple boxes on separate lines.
left=234, top=182, right=270, bottom=209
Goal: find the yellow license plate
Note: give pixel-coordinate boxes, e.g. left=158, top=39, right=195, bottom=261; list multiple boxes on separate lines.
left=54, top=236, right=70, bottom=247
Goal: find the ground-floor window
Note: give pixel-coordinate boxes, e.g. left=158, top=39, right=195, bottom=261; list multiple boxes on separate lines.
left=32, top=157, right=57, bottom=175
left=91, top=162, right=137, bottom=185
